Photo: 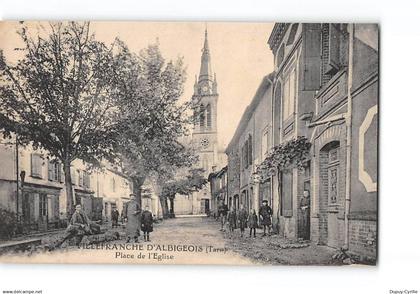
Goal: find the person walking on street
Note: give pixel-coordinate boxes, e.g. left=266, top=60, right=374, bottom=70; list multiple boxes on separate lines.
left=227, top=206, right=237, bottom=238
left=237, top=204, right=248, bottom=237
left=248, top=209, right=258, bottom=238
left=123, top=194, right=141, bottom=243
left=111, top=207, right=119, bottom=228
left=259, top=200, right=273, bottom=236
left=140, top=206, right=154, bottom=242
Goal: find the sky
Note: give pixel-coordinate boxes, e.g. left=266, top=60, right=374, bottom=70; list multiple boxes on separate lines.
left=0, top=21, right=275, bottom=148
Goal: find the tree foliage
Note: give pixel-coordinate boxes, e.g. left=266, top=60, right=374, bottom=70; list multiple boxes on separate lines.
left=254, top=136, right=311, bottom=182
left=111, top=40, right=198, bottom=201
left=0, top=22, right=119, bottom=216
left=160, top=168, right=208, bottom=218
left=0, top=22, right=118, bottom=164
left=161, top=168, right=208, bottom=199
left=0, top=21, right=203, bottom=220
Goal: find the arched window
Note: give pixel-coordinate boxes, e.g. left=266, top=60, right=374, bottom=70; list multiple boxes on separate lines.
left=206, top=104, right=212, bottom=128
left=199, top=104, right=205, bottom=128
left=202, top=154, right=208, bottom=171
left=193, top=107, right=199, bottom=126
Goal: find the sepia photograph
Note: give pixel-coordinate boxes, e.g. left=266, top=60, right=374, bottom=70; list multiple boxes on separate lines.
left=0, top=21, right=379, bottom=266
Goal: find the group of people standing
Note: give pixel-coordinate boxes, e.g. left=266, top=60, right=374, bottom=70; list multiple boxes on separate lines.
left=218, top=199, right=273, bottom=238
left=123, top=194, right=154, bottom=243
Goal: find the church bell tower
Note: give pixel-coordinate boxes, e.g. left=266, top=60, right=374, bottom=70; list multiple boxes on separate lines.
left=192, top=28, right=219, bottom=175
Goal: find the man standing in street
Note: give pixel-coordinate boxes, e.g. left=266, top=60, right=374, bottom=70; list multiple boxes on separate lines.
left=227, top=206, right=237, bottom=238
left=219, top=202, right=228, bottom=232
left=237, top=204, right=248, bottom=237
left=259, top=200, right=273, bottom=236
left=123, top=194, right=141, bottom=243
left=140, top=205, right=154, bottom=242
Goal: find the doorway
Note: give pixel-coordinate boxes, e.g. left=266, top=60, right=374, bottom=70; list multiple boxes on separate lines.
left=319, top=141, right=341, bottom=247
left=200, top=199, right=210, bottom=214
left=298, top=163, right=311, bottom=240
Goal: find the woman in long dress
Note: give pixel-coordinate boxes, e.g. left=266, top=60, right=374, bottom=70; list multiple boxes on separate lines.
left=123, top=194, right=141, bottom=243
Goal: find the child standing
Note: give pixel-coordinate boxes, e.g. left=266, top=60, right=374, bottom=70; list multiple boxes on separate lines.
left=227, top=207, right=237, bottom=237
left=237, top=205, right=248, bottom=237
left=248, top=209, right=258, bottom=238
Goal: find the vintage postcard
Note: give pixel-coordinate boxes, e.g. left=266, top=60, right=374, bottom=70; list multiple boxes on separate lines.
left=0, top=22, right=378, bottom=265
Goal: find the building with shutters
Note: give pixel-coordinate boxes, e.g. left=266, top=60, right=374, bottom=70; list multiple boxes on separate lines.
left=225, top=74, right=274, bottom=213
left=91, top=164, right=133, bottom=223
left=0, top=135, right=133, bottom=234
left=225, top=23, right=378, bottom=260
left=208, top=166, right=227, bottom=217
left=268, top=23, right=378, bottom=259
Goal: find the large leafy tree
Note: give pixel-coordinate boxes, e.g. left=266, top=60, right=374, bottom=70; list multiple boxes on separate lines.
left=112, top=41, right=198, bottom=206
left=160, top=168, right=208, bottom=218
left=0, top=22, right=118, bottom=218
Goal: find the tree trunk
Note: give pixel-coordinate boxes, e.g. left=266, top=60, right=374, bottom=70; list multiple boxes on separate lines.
left=63, top=159, right=74, bottom=221
left=132, top=179, right=142, bottom=209
left=159, top=195, right=169, bottom=219
left=169, top=197, right=175, bottom=218
left=132, top=177, right=146, bottom=209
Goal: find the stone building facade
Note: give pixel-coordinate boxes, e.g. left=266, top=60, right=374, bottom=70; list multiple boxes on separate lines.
left=208, top=166, right=227, bottom=217
left=0, top=135, right=133, bottom=233
left=93, top=165, right=133, bottom=223
left=225, top=74, right=274, bottom=213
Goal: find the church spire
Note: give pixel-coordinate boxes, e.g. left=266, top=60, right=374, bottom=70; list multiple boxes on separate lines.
left=199, top=28, right=212, bottom=82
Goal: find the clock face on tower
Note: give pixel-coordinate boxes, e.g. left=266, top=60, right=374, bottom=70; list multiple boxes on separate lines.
left=201, top=86, right=208, bottom=94
left=200, top=138, right=210, bottom=149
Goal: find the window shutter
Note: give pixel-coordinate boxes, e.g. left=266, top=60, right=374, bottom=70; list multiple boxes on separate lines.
left=289, top=69, right=296, bottom=116
left=241, top=145, right=244, bottom=169
left=328, top=24, right=341, bottom=73
left=248, top=135, right=253, bottom=166
left=281, top=171, right=293, bottom=217
left=48, top=161, right=53, bottom=181
left=78, top=170, right=83, bottom=187
left=85, top=172, right=90, bottom=189
left=31, top=154, right=42, bottom=178
left=31, top=154, right=36, bottom=176
left=303, top=23, right=322, bottom=90
left=244, top=141, right=249, bottom=168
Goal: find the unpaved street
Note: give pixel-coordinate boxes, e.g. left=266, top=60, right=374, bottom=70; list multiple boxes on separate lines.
left=1, top=216, right=340, bottom=265
left=0, top=217, right=256, bottom=265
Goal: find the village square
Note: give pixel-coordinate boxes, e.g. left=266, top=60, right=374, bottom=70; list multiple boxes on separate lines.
left=0, top=22, right=378, bottom=265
